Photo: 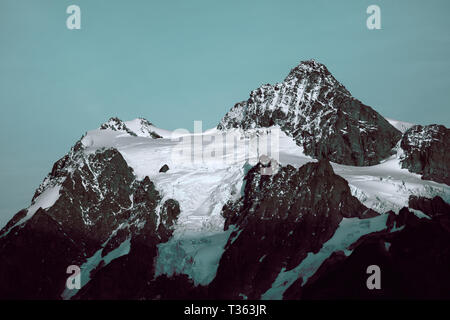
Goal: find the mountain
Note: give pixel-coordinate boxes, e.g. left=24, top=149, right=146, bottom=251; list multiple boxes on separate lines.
left=218, top=60, right=402, bottom=166
left=0, top=122, right=176, bottom=299
left=209, top=160, right=377, bottom=299
left=0, top=61, right=449, bottom=300
left=99, top=117, right=163, bottom=139
left=398, top=124, right=450, bottom=185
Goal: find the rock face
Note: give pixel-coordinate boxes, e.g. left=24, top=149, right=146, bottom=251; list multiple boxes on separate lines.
left=100, top=117, right=138, bottom=136
left=73, top=198, right=181, bottom=300
left=159, top=164, right=169, bottom=173
left=218, top=60, right=402, bottom=166
left=409, top=195, right=450, bottom=218
left=298, top=203, right=450, bottom=300
left=0, top=138, right=178, bottom=299
left=209, top=160, right=377, bottom=299
left=399, top=124, right=450, bottom=185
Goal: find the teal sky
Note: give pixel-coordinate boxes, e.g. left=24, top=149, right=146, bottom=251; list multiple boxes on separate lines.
left=1, top=0, right=450, bottom=227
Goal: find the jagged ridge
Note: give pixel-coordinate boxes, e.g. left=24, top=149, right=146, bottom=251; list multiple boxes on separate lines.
left=218, top=60, right=402, bottom=166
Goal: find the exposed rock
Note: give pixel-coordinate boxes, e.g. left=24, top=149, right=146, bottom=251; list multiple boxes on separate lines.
left=210, top=159, right=377, bottom=299
left=0, top=209, right=85, bottom=299
left=100, top=117, right=137, bottom=136
left=0, top=140, right=174, bottom=299
left=129, top=118, right=163, bottom=139
left=409, top=195, right=450, bottom=218
left=399, top=124, right=450, bottom=185
left=159, top=164, right=169, bottom=173
left=409, top=195, right=450, bottom=232
left=100, top=117, right=162, bottom=139
left=74, top=199, right=181, bottom=299
left=300, top=206, right=450, bottom=299
left=0, top=209, right=27, bottom=237
left=218, top=60, right=401, bottom=166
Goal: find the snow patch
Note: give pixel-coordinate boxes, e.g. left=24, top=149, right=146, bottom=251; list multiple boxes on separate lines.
left=155, top=229, right=234, bottom=286
left=261, top=214, right=389, bottom=300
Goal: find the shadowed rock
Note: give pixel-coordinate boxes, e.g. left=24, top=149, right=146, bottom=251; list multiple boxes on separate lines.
left=399, top=124, right=450, bottom=185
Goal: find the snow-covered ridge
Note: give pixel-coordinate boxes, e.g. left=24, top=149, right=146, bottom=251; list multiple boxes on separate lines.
left=386, top=118, right=415, bottom=133
left=70, top=118, right=449, bottom=234
left=99, top=117, right=162, bottom=139
left=16, top=117, right=450, bottom=238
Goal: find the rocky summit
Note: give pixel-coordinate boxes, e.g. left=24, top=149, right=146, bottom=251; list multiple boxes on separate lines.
left=218, top=60, right=402, bottom=166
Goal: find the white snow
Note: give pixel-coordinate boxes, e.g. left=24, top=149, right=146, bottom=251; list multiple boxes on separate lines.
left=332, top=156, right=449, bottom=213
left=27, top=185, right=62, bottom=219
left=386, top=118, right=415, bottom=133
left=0, top=184, right=62, bottom=238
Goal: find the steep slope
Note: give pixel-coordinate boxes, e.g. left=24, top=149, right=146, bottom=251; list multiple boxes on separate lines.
left=296, top=197, right=450, bottom=299
left=218, top=60, right=402, bottom=166
left=208, top=160, right=378, bottom=299
left=386, top=118, right=415, bottom=134
left=398, top=124, right=450, bottom=185
left=0, top=119, right=177, bottom=299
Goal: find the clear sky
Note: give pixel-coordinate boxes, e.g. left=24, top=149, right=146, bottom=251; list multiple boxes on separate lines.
left=1, top=0, right=449, bottom=227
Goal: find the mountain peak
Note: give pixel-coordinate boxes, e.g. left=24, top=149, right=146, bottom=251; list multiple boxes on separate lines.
left=99, top=117, right=137, bottom=136
left=99, top=117, right=162, bottom=139
left=284, top=59, right=349, bottom=94
left=290, top=59, right=328, bottom=74
left=218, top=59, right=402, bottom=166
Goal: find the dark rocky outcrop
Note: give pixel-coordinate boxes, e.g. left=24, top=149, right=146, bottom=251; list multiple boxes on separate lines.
left=74, top=198, right=181, bottom=300
left=218, top=60, right=402, bottom=166
left=159, top=164, right=170, bottom=173
left=297, top=203, right=450, bottom=300
left=0, top=209, right=85, bottom=299
left=399, top=124, right=450, bottom=185
left=209, top=159, right=377, bottom=299
left=408, top=195, right=450, bottom=218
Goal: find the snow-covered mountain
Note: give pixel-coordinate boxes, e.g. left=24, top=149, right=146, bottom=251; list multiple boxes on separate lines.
left=1, top=61, right=449, bottom=300
left=218, top=60, right=402, bottom=166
